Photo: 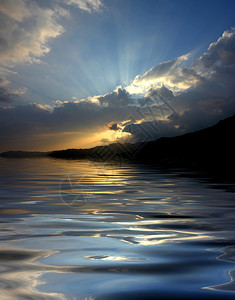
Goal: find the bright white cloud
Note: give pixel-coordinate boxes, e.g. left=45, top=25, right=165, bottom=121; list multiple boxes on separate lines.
left=125, top=53, right=202, bottom=94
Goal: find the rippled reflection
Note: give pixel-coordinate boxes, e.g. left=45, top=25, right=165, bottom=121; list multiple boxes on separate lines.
left=0, top=157, right=235, bottom=299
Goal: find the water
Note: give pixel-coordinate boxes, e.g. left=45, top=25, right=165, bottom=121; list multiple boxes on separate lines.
left=0, top=157, right=235, bottom=300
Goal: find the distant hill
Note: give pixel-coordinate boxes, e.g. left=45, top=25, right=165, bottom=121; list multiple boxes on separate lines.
left=47, top=143, right=136, bottom=161
left=48, top=114, right=235, bottom=176
left=0, top=151, right=49, bottom=158
left=1, top=114, right=235, bottom=177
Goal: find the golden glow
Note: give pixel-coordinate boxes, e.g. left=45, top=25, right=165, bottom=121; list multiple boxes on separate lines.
left=22, top=125, right=132, bottom=151
left=89, top=127, right=132, bottom=146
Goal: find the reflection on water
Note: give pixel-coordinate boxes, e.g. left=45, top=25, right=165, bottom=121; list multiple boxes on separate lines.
left=0, top=157, right=235, bottom=299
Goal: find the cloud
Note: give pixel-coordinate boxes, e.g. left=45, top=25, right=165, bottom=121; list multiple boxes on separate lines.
left=122, top=93, right=235, bottom=142
left=122, top=28, right=235, bottom=141
left=123, top=119, right=179, bottom=142
left=0, top=0, right=68, bottom=65
left=0, top=90, right=137, bottom=150
left=0, top=0, right=30, bottom=22
left=62, top=0, right=103, bottom=12
left=123, top=94, right=235, bottom=143
left=145, top=85, right=175, bottom=100
left=126, top=53, right=202, bottom=94
left=105, top=122, right=121, bottom=131
left=127, top=28, right=235, bottom=96
left=100, top=138, right=110, bottom=144
left=0, top=0, right=105, bottom=104
left=200, top=28, right=235, bottom=68
left=96, top=86, right=134, bottom=107
left=0, top=0, right=104, bottom=67
left=1, top=29, right=235, bottom=151
left=0, top=76, right=27, bottom=102
left=0, top=86, right=14, bottom=103
left=126, top=29, right=234, bottom=96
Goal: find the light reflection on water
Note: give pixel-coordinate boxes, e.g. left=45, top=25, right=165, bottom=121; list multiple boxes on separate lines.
left=0, top=157, right=235, bottom=299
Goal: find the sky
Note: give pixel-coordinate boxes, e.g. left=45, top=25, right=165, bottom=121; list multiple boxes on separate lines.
left=0, top=0, right=235, bottom=151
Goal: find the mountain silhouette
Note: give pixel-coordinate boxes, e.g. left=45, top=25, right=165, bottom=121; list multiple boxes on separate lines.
left=46, top=114, right=235, bottom=178
left=1, top=114, right=235, bottom=178
left=135, top=114, right=235, bottom=165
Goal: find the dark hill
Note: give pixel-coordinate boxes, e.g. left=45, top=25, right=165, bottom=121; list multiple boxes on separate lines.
left=135, top=114, right=235, bottom=166
left=48, top=114, right=235, bottom=177
left=49, top=115, right=234, bottom=159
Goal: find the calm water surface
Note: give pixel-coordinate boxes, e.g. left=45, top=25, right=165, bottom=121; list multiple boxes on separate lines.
left=0, top=157, right=235, bottom=299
